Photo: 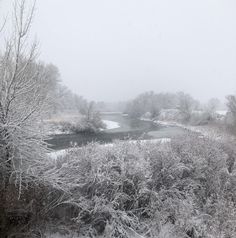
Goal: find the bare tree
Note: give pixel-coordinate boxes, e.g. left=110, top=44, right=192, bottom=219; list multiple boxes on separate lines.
left=0, top=1, right=56, bottom=235
left=0, top=2, right=53, bottom=233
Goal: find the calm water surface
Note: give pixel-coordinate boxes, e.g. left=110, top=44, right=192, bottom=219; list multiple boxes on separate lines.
left=47, top=113, right=188, bottom=150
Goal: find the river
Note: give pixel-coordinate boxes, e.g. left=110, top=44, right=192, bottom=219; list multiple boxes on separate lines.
left=46, top=113, right=188, bottom=150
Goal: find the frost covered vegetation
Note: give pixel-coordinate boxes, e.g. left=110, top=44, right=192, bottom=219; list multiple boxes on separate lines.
left=125, top=91, right=236, bottom=139
left=125, top=91, right=222, bottom=125
left=1, top=135, right=236, bottom=237
left=56, top=113, right=106, bottom=134
left=45, top=109, right=106, bottom=135
left=1, top=1, right=236, bottom=237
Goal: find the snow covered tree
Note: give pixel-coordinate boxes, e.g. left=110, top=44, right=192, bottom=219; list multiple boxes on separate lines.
left=0, top=1, right=60, bottom=235
left=206, top=98, right=220, bottom=114
left=226, top=95, right=236, bottom=128
left=0, top=0, right=51, bottom=200
left=126, top=91, right=161, bottom=119
left=177, top=92, right=198, bottom=122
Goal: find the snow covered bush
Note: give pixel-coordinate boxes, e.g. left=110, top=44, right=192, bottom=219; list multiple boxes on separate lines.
left=2, top=130, right=236, bottom=237
left=25, top=135, right=236, bottom=237
left=58, top=113, right=106, bottom=134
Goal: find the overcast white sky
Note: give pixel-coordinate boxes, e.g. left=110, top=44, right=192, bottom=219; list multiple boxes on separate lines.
left=1, top=0, right=236, bottom=102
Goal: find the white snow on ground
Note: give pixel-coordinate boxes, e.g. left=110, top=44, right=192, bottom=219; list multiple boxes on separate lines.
left=216, top=110, right=227, bottom=116
left=155, top=120, right=236, bottom=142
left=155, top=120, right=211, bottom=137
left=103, top=120, right=120, bottom=129
left=49, top=149, right=68, bottom=160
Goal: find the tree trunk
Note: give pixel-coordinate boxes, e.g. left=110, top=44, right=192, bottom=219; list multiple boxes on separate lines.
left=0, top=130, right=12, bottom=237
left=0, top=172, right=11, bottom=238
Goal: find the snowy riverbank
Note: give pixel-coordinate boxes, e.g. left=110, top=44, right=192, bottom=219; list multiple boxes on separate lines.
left=155, top=120, right=235, bottom=142
left=102, top=119, right=120, bottom=130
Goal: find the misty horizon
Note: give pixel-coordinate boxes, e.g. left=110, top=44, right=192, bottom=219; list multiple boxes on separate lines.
left=1, top=0, right=236, bottom=103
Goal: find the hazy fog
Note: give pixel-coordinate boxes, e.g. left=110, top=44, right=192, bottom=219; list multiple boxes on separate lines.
left=1, top=0, right=236, bottom=102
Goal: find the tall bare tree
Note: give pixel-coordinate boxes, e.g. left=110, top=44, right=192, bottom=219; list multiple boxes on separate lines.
left=0, top=2, right=53, bottom=235
left=0, top=0, right=54, bottom=234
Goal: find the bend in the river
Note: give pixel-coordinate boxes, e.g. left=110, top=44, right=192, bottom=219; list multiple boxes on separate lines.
left=46, top=112, right=188, bottom=150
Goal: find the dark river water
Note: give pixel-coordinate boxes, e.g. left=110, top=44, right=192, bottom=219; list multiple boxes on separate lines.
left=46, top=113, right=188, bottom=150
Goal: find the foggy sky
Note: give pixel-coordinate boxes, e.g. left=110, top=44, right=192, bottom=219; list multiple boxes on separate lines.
left=1, top=0, right=236, bottom=102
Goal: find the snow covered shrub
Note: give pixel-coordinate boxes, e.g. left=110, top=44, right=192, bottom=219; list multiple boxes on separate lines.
left=18, top=135, right=236, bottom=237
left=169, top=135, right=236, bottom=237
left=58, top=113, right=106, bottom=134
left=39, top=141, right=157, bottom=237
